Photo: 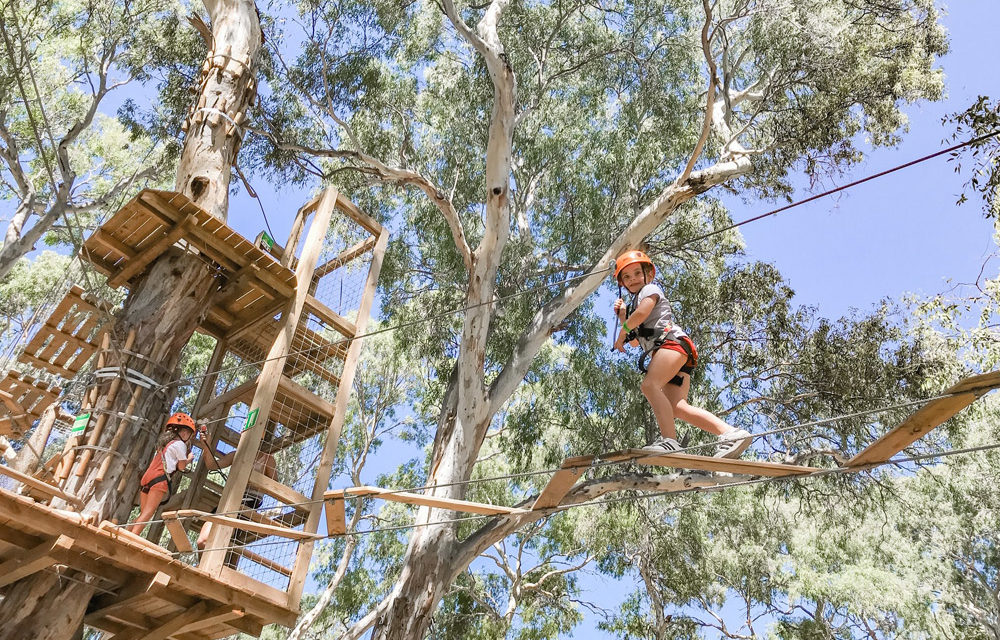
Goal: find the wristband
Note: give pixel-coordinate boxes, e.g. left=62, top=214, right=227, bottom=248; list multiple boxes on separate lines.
left=622, top=321, right=630, bottom=332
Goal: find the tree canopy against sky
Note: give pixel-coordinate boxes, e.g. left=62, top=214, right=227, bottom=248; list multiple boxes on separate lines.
left=7, top=1, right=1000, bottom=639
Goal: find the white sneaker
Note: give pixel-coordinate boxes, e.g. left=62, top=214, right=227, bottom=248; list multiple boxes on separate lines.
left=715, top=429, right=752, bottom=459
left=643, top=436, right=683, bottom=454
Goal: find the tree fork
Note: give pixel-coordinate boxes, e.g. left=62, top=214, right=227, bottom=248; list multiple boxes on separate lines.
left=0, top=2, right=262, bottom=637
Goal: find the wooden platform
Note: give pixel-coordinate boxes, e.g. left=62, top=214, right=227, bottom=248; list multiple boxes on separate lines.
left=0, top=371, right=61, bottom=437
left=80, top=189, right=297, bottom=337
left=0, top=488, right=298, bottom=639
left=20, top=286, right=109, bottom=379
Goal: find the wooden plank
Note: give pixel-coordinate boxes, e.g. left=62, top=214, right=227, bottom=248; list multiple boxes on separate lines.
left=0, top=463, right=83, bottom=507
left=947, top=369, right=1000, bottom=395
left=109, top=215, right=196, bottom=287
left=163, top=512, right=194, bottom=553
left=325, top=486, right=527, bottom=516
left=627, top=451, right=819, bottom=477
left=196, top=378, right=259, bottom=419
left=232, top=546, right=292, bottom=577
left=312, top=236, right=377, bottom=279
left=175, top=605, right=245, bottom=635
left=0, top=534, right=74, bottom=587
left=335, top=192, right=384, bottom=236
left=169, top=510, right=321, bottom=541
left=248, top=470, right=310, bottom=509
left=531, top=456, right=595, bottom=510
left=304, top=295, right=357, bottom=338
left=325, top=497, right=346, bottom=536
left=131, top=601, right=209, bottom=640
left=88, top=228, right=138, bottom=262
left=277, top=374, right=337, bottom=417
left=86, top=572, right=173, bottom=623
left=99, top=521, right=172, bottom=555
left=847, top=392, right=979, bottom=467
left=216, top=565, right=296, bottom=619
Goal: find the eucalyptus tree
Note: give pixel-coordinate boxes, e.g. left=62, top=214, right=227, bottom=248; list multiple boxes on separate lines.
left=0, top=0, right=175, bottom=280
left=248, top=1, right=948, bottom=637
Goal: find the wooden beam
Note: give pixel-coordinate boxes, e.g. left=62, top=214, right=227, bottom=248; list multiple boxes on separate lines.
left=335, top=192, right=384, bottom=236
left=324, top=497, right=346, bottom=536
left=249, top=470, right=310, bottom=509
left=0, top=463, right=84, bottom=507
left=847, top=392, right=978, bottom=467
left=232, top=546, right=293, bottom=577
left=174, top=605, right=245, bottom=635
left=304, top=295, right=357, bottom=338
left=163, top=512, right=194, bottom=553
left=86, top=572, right=172, bottom=623
left=531, top=456, right=595, bottom=510
left=325, top=486, right=528, bottom=516
left=312, top=236, right=377, bottom=279
left=0, top=534, right=74, bottom=587
left=88, top=228, right=138, bottom=262
left=127, top=601, right=210, bottom=640
left=626, top=451, right=819, bottom=477
left=108, top=215, right=196, bottom=288
left=277, top=374, right=337, bottom=417
left=168, top=510, right=321, bottom=541
left=196, top=378, right=259, bottom=419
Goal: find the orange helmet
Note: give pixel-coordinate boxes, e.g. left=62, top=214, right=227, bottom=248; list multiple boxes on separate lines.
left=165, top=412, right=196, bottom=432
left=614, top=250, right=655, bottom=283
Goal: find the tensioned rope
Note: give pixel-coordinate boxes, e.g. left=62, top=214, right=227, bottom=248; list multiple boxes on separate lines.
left=156, top=129, right=1000, bottom=391
left=120, top=388, right=970, bottom=528
left=182, top=436, right=1000, bottom=558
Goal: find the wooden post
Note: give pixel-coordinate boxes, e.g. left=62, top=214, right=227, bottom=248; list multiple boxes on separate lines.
left=55, top=332, right=111, bottom=482
left=73, top=329, right=137, bottom=477
left=180, top=339, right=229, bottom=513
left=285, top=224, right=388, bottom=605
left=200, top=188, right=338, bottom=575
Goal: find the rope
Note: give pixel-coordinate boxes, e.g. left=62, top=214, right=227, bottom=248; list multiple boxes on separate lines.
left=652, top=129, right=1000, bottom=258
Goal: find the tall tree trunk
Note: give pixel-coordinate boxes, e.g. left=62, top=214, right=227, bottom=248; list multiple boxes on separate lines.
left=0, top=2, right=261, bottom=638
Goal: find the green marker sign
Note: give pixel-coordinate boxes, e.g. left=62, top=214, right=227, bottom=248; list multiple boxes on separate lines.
left=245, top=408, right=259, bottom=431
left=255, top=230, right=275, bottom=252
left=71, top=412, right=90, bottom=435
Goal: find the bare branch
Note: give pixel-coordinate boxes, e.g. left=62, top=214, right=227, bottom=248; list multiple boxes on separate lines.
left=676, top=0, right=719, bottom=185
left=265, top=136, right=474, bottom=271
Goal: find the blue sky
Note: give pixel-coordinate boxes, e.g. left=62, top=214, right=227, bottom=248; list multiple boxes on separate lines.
left=729, top=1, right=999, bottom=321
